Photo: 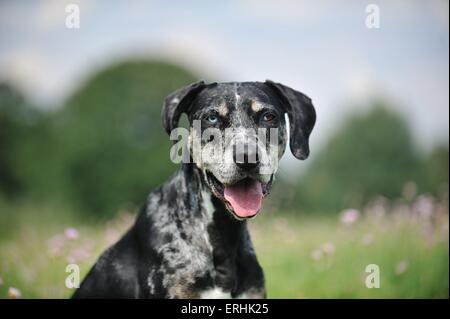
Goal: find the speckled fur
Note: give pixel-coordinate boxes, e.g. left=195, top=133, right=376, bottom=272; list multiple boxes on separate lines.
left=72, top=81, right=315, bottom=299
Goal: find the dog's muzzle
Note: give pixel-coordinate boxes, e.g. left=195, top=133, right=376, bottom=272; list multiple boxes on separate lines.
left=205, top=170, right=273, bottom=220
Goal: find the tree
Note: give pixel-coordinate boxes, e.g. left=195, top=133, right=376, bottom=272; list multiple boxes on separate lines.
left=422, top=145, right=449, bottom=196
left=0, top=83, right=45, bottom=197
left=291, top=105, right=425, bottom=213
left=53, top=60, right=199, bottom=217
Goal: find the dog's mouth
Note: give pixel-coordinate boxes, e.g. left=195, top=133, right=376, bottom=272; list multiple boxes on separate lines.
left=205, top=171, right=272, bottom=220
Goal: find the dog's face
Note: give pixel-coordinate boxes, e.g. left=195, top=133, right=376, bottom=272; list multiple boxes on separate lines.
left=162, top=81, right=316, bottom=220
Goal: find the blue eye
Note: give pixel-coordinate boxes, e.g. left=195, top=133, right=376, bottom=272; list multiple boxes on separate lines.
left=206, top=114, right=219, bottom=124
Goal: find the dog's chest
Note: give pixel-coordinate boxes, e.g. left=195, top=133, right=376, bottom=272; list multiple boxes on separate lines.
left=146, top=237, right=238, bottom=298
left=145, top=190, right=242, bottom=298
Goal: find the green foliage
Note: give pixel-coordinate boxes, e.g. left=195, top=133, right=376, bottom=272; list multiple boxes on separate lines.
left=0, top=83, right=46, bottom=197
left=0, top=61, right=448, bottom=299
left=0, top=203, right=447, bottom=298
left=285, top=105, right=445, bottom=213
left=53, top=61, right=199, bottom=217
left=0, top=61, right=448, bottom=219
left=422, top=146, right=449, bottom=195
left=0, top=84, right=24, bottom=196
left=0, top=61, right=198, bottom=218
left=254, top=214, right=449, bottom=298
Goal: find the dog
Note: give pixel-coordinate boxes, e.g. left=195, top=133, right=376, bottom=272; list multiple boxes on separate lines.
left=72, top=80, right=316, bottom=298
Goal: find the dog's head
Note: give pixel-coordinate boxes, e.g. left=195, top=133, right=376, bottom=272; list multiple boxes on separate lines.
left=162, top=81, right=316, bottom=220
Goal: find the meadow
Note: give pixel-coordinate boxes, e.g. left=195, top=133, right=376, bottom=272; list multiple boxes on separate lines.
left=1, top=0, right=448, bottom=300
left=0, top=193, right=448, bottom=299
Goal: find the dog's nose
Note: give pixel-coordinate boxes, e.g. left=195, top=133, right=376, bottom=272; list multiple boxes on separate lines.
left=233, top=143, right=260, bottom=170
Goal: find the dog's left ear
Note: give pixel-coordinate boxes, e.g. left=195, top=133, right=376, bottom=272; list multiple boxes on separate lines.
left=162, top=80, right=209, bottom=135
left=264, top=80, right=316, bottom=160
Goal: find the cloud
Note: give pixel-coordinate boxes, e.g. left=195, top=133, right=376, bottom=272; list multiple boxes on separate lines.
left=0, top=47, right=51, bottom=104
left=0, top=0, right=447, bottom=155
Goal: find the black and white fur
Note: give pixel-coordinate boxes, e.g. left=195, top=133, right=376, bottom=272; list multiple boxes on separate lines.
left=72, top=80, right=316, bottom=299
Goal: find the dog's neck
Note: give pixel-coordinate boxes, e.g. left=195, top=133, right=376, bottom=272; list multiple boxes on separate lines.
left=188, top=165, right=250, bottom=291
left=182, top=164, right=247, bottom=286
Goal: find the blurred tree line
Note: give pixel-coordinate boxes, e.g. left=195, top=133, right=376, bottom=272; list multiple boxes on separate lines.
left=275, top=107, right=449, bottom=214
left=0, top=60, right=448, bottom=218
left=0, top=61, right=196, bottom=218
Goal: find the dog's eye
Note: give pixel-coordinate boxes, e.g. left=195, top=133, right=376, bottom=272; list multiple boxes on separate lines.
left=261, top=112, right=277, bottom=123
left=205, top=114, right=219, bottom=124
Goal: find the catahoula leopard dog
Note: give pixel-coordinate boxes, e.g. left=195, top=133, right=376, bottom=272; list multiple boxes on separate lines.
left=73, top=80, right=316, bottom=299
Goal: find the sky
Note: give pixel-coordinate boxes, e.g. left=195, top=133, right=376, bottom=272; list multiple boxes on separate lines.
left=0, top=0, right=448, bottom=171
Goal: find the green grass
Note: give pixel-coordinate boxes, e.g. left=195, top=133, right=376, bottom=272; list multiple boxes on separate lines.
left=0, top=201, right=448, bottom=298
left=251, top=213, right=448, bottom=298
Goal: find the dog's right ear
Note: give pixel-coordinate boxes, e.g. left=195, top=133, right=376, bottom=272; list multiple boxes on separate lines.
left=161, top=80, right=208, bottom=135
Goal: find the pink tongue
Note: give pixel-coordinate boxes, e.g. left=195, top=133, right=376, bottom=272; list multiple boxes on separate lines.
left=224, top=179, right=263, bottom=218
